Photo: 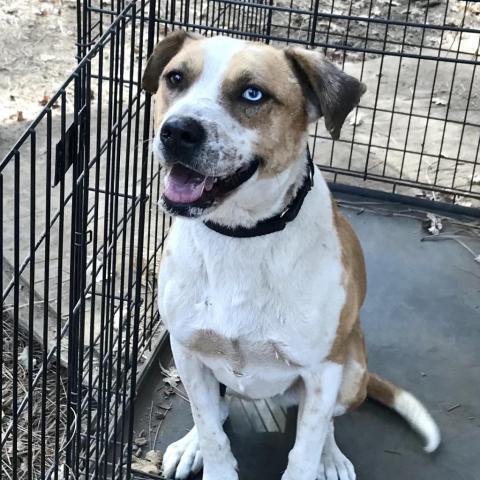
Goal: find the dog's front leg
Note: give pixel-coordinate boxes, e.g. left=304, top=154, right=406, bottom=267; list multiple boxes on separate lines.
left=282, top=362, right=343, bottom=480
left=170, top=338, right=238, bottom=480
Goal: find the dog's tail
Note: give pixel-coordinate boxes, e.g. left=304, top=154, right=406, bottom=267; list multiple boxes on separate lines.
left=367, top=372, right=441, bottom=453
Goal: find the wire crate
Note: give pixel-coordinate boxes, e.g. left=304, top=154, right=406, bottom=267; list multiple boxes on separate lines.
left=80, top=0, right=480, bottom=210
left=1, top=2, right=166, bottom=478
left=2, top=1, right=480, bottom=480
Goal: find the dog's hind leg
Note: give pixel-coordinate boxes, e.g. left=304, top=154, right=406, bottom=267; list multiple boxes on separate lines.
left=162, top=397, right=229, bottom=479
left=317, top=422, right=356, bottom=480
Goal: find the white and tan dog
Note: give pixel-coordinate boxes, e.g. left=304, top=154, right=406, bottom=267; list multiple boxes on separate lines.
left=143, top=31, right=441, bottom=480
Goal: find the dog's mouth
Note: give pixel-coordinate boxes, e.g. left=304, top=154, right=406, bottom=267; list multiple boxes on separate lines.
left=162, top=159, right=259, bottom=214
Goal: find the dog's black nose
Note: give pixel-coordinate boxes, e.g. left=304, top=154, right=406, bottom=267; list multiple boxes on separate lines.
left=160, top=117, right=206, bottom=160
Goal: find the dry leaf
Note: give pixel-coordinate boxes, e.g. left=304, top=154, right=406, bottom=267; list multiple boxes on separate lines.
left=432, top=97, right=448, bottom=106
left=134, top=436, right=148, bottom=447
left=162, top=367, right=180, bottom=388
left=157, top=401, right=172, bottom=411
left=39, top=95, right=49, bottom=106
left=425, top=212, right=443, bottom=235
left=131, top=462, right=160, bottom=475
left=145, top=450, right=163, bottom=466
left=17, top=111, right=25, bottom=122
left=131, top=455, right=161, bottom=475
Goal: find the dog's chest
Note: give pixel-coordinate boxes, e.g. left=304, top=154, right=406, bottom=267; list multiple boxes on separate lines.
left=185, top=328, right=305, bottom=397
left=159, top=212, right=345, bottom=397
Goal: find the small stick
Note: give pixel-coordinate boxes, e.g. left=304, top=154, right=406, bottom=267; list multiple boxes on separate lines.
left=447, top=403, right=461, bottom=412
left=384, top=449, right=402, bottom=456
left=153, top=406, right=169, bottom=448
left=149, top=400, right=155, bottom=449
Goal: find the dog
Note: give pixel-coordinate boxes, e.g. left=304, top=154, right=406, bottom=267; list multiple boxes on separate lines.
left=143, top=31, right=441, bottom=480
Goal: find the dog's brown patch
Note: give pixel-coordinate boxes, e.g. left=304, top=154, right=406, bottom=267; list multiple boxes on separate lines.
left=143, top=33, right=205, bottom=129
left=143, top=31, right=192, bottom=94
left=367, top=373, right=397, bottom=407
left=327, top=198, right=366, bottom=364
left=336, top=323, right=368, bottom=411
left=326, top=198, right=370, bottom=411
left=220, top=45, right=309, bottom=177
left=187, top=329, right=244, bottom=374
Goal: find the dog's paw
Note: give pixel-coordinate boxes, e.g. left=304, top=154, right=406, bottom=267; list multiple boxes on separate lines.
left=317, top=442, right=355, bottom=480
left=203, top=463, right=238, bottom=480
left=162, top=428, right=203, bottom=479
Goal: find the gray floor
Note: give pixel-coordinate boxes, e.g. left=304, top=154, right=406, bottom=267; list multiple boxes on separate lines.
left=134, top=196, right=480, bottom=480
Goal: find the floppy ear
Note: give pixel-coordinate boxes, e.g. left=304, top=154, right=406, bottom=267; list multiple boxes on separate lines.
left=142, top=30, right=199, bottom=94
left=284, top=47, right=366, bottom=140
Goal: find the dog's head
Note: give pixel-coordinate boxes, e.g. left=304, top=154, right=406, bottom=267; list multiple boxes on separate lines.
left=143, top=32, right=365, bottom=220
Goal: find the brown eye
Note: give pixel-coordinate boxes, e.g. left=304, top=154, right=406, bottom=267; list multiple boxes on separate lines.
left=167, top=71, right=184, bottom=87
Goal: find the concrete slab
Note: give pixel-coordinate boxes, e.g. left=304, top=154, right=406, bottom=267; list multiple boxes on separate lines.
left=134, top=196, right=480, bottom=480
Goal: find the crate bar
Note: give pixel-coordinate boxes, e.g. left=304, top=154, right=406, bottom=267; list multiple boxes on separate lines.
left=53, top=89, right=67, bottom=480
left=0, top=174, right=3, bottom=479
left=40, top=110, right=53, bottom=480
left=108, top=10, right=128, bottom=473
left=9, top=151, right=20, bottom=479
left=154, top=19, right=480, bottom=67
left=26, top=129, right=37, bottom=480
left=117, top=3, right=141, bottom=475
left=1, top=0, right=141, bottom=169
left=433, top=3, right=470, bottom=188
left=124, top=0, right=157, bottom=476
left=85, top=0, right=480, bottom=38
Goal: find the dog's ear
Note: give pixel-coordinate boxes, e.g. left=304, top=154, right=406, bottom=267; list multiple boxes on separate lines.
left=142, top=30, right=200, bottom=94
left=284, top=47, right=366, bottom=140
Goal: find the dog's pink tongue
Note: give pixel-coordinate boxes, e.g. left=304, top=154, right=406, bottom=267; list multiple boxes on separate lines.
left=164, top=164, right=210, bottom=204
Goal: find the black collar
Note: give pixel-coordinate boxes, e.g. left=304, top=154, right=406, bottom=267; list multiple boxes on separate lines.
left=203, top=147, right=315, bottom=238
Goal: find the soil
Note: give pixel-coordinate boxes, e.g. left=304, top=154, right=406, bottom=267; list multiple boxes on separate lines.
left=1, top=0, right=479, bottom=161
left=0, top=0, right=76, bottom=158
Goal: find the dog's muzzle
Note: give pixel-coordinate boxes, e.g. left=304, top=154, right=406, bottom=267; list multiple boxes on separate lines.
left=161, top=159, right=260, bottom=216
left=160, top=116, right=206, bottom=165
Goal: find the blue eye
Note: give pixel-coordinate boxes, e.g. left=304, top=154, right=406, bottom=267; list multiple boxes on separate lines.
left=242, top=87, right=263, bottom=102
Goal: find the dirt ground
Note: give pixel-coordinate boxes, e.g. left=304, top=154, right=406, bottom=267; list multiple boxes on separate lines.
left=0, top=0, right=77, bottom=158
left=1, top=0, right=479, bottom=162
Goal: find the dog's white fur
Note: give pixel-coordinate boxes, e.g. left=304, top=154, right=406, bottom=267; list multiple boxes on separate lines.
left=148, top=34, right=441, bottom=480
